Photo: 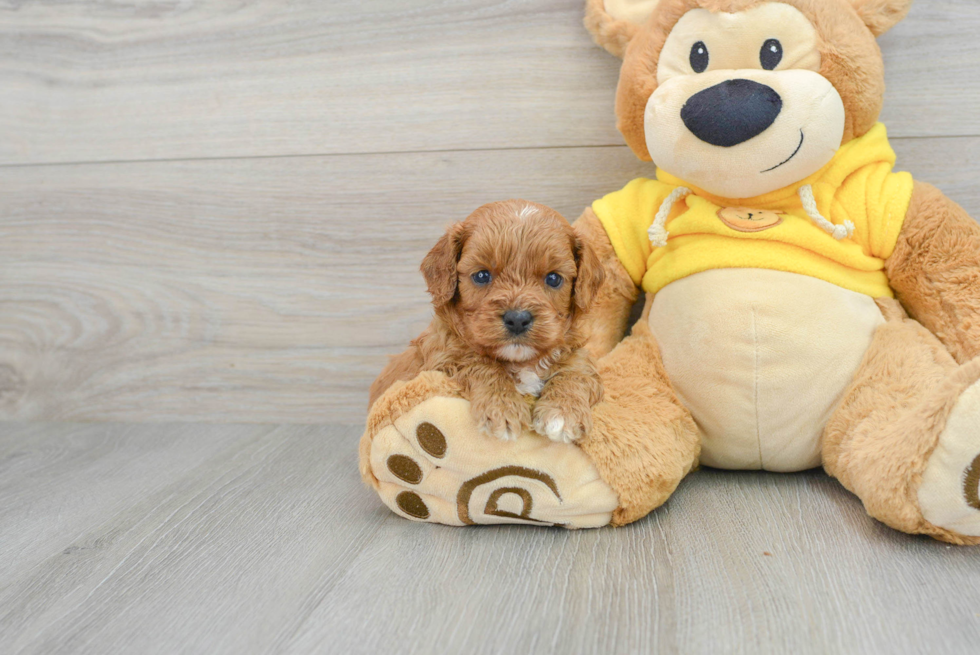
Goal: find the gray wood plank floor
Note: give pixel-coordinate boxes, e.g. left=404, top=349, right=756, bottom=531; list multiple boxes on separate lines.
left=2, top=423, right=978, bottom=655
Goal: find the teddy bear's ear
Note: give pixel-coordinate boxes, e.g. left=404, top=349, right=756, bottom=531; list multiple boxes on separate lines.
left=584, top=0, right=661, bottom=58
left=850, top=0, right=913, bottom=36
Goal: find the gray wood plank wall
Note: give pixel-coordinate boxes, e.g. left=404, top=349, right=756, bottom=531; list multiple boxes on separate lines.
left=2, top=0, right=979, bottom=423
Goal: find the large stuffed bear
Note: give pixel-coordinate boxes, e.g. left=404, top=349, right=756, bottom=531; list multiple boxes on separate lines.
left=360, top=0, right=980, bottom=544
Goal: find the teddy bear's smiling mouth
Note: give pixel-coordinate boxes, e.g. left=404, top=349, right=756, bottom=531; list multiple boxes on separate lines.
left=761, top=130, right=805, bottom=173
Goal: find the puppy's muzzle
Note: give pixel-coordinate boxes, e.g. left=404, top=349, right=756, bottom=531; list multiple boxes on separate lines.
left=502, top=310, right=534, bottom=336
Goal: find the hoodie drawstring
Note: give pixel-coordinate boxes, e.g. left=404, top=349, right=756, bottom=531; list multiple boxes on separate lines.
left=648, top=184, right=854, bottom=248
left=798, top=184, right=854, bottom=240
left=648, top=186, right=691, bottom=247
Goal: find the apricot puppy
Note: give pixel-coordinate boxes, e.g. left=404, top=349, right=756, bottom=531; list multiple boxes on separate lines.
left=370, top=200, right=605, bottom=442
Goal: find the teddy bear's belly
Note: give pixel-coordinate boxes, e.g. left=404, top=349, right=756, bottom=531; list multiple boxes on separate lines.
left=648, top=269, right=885, bottom=472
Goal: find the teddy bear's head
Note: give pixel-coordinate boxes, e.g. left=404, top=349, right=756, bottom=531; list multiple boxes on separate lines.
left=585, top=0, right=912, bottom=198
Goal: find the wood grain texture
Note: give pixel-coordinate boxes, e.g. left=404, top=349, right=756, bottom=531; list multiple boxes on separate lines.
left=3, top=3, right=979, bottom=651
left=0, top=423, right=274, bottom=581
left=1, top=423, right=978, bottom=655
left=0, top=0, right=976, bottom=166
left=2, top=138, right=978, bottom=424
left=0, top=138, right=980, bottom=423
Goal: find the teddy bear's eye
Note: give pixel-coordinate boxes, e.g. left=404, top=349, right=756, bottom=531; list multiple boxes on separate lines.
left=689, top=41, right=709, bottom=73
left=760, top=39, right=783, bottom=70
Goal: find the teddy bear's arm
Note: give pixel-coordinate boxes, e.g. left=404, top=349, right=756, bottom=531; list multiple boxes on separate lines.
left=572, top=207, right=641, bottom=359
left=885, top=181, right=980, bottom=364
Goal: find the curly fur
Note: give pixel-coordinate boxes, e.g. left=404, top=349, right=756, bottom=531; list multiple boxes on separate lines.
left=370, top=200, right=605, bottom=442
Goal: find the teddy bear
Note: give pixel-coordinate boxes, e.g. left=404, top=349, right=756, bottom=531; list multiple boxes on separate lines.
left=359, top=0, right=980, bottom=545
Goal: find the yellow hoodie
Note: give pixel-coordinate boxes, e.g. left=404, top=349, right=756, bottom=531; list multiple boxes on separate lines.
left=592, top=124, right=913, bottom=298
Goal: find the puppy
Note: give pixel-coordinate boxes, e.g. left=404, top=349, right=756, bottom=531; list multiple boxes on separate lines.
left=369, top=200, right=605, bottom=442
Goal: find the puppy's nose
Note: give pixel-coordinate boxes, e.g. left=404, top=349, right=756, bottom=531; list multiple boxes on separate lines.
left=681, top=79, right=782, bottom=147
left=502, top=310, right=534, bottom=336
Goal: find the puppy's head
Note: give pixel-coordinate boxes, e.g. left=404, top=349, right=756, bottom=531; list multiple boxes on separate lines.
left=421, top=200, right=603, bottom=363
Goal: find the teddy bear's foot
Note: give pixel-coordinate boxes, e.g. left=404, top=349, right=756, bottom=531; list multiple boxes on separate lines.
left=363, top=375, right=618, bottom=528
left=918, top=378, right=980, bottom=537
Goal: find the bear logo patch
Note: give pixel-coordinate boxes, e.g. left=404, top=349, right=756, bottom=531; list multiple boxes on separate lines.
left=718, top=206, right=784, bottom=233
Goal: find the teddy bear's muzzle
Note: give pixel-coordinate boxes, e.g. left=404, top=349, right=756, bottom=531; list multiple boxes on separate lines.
left=680, top=78, right=783, bottom=148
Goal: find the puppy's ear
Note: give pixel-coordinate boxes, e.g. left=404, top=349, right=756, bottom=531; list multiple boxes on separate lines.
left=572, top=231, right=605, bottom=313
left=850, top=0, right=912, bottom=36
left=421, top=222, right=467, bottom=307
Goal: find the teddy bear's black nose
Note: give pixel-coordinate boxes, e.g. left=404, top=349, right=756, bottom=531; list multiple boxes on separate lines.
left=681, top=79, right=782, bottom=147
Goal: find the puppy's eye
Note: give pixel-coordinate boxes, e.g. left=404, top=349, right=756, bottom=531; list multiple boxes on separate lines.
left=544, top=272, right=564, bottom=289
left=690, top=41, right=709, bottom=73
left=471, top=270, right=492, bottom=286
left=760, top=39, right=783, bottom=70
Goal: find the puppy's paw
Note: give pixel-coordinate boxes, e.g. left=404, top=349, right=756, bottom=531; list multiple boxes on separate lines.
left=472, top=394, right=532, bottom=442
left=484, top=419, right=521, bottom=442
left=533, top=400, right=592, bottom=444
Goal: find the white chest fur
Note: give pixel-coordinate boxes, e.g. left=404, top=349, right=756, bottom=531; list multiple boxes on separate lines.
left=648, top=268, right=885, bottom=472
left=514, top=368, right=546, bottom=397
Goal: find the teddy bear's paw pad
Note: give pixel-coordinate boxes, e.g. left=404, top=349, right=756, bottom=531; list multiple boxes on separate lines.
left=368, top=395, right=618, bottom=529
left=919, top=379, right=980, bottom=537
